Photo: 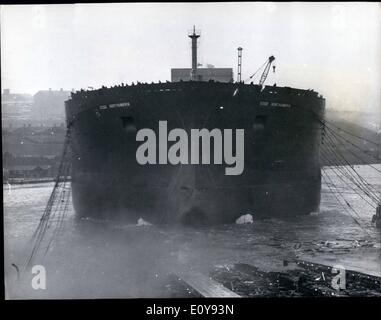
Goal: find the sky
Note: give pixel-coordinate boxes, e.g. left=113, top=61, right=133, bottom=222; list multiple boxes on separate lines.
left=1, top=2, right=381, bottom=113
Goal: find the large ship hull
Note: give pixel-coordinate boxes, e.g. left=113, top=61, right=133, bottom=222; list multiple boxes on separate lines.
left=66, top=82, right=325, bottom=224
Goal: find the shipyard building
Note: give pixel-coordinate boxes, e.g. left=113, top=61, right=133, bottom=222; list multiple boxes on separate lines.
left=171, top=68, right=233, bottom=82
left=33, top=88, right=71, bottom=120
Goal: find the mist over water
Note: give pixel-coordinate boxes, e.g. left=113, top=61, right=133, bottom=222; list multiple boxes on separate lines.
left=4, top=165, right=381, bottom=299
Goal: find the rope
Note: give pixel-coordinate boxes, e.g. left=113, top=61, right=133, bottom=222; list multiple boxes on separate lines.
left=320, top=152, right=376, bottom=208
left=322, top=120, right=381, bottom=162
left=295, top=103, right=381, bottom=226
left=323, top=119, right=381, bottom=147
left=321, top=169, right=373, bottom=238
left=24, top=125, right=73, bottom=271
left=322, top=128, right=381, bottom=203
left=244, top=60, right=269, bottom=83
left=323, top=123, right=381, bottom=174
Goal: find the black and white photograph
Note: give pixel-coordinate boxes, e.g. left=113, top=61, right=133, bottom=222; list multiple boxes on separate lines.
left=2, top=2, right=381, bottom=304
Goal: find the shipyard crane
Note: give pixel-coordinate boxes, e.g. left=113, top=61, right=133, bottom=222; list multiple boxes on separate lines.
left=248, top=55, right=276, bottom=86
left=259, top=56, right=275, bottom=86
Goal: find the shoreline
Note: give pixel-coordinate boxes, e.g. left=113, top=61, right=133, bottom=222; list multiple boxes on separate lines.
left=3, top=178, right=71, bottom=185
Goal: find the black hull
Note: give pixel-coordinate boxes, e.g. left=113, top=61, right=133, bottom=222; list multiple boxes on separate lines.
left=66, top=82, right=325, bottom=224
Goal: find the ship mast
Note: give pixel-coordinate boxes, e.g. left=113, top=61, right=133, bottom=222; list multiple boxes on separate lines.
left=237, top=47, right=243, bottom=82
left=188, top=26, right=200, bottom=81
